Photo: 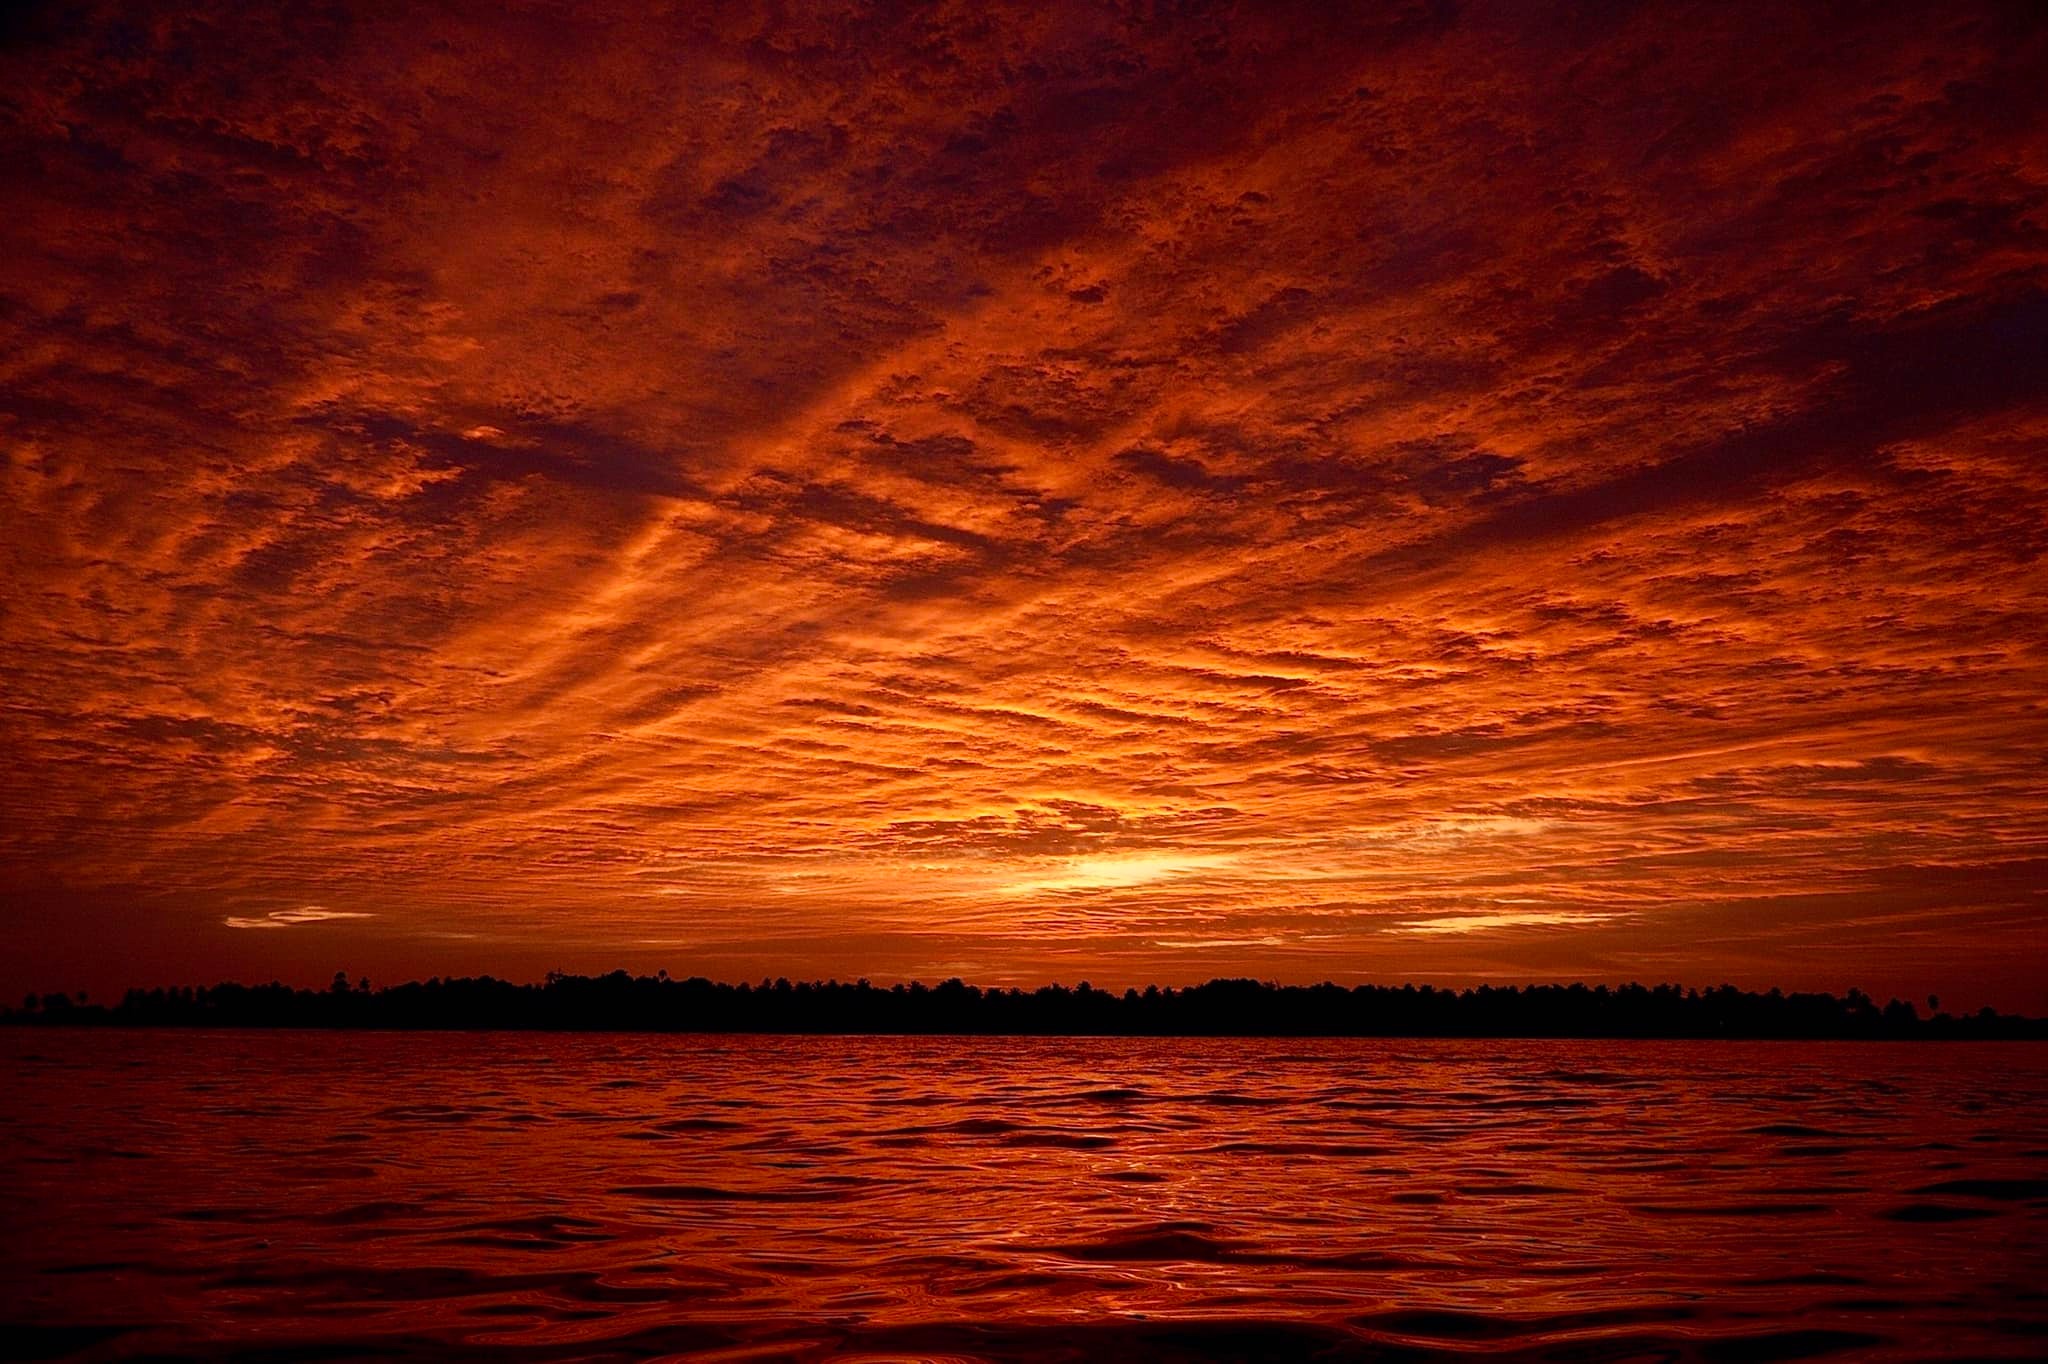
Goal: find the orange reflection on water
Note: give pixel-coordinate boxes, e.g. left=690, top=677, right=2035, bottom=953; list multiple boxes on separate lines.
left=5, top=1032, right=2047, bottom=1361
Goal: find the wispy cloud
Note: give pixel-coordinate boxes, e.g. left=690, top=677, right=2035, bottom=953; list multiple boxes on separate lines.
left=1392, top=912, right=1625, bottom=938
left=223, top=908, right=376, bottom=931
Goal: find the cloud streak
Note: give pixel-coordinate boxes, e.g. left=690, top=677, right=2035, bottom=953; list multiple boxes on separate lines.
left=223, top=908, right=376, bottom=931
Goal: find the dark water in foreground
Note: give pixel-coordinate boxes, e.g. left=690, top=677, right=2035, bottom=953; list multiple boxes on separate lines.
left=3, top=1033, right=2046, bottom=1362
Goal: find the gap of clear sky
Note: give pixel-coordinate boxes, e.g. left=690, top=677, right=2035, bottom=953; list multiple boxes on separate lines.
left=3, top=1, right=2046, bottom=1009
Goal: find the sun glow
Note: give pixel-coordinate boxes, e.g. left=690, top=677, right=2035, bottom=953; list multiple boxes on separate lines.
left=995, top=854, right=1231, bottom=897
left=1395, top=911, right=1622, bottom=936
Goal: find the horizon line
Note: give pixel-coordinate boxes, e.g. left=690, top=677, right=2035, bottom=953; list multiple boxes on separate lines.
left=13, top=972, right=2043, bottom=1038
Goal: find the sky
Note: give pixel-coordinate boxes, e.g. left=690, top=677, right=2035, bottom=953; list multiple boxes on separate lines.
left=3, top=1, right=2046, bottom=1009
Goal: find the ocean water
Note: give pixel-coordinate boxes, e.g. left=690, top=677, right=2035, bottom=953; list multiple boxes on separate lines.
left=3, top=1032, right=2046, bottom=1362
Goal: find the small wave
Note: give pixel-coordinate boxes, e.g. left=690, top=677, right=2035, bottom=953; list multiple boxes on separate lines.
left=1911, top=1178, right=2048, bottom=1200
left=1699, top=1328, right=1887, bottom=1360
left=1882, top=1202, right=1999, bottom=1222
left=1535, top=1069, right=1653, bottom=1087
left=1455, top=1181, right=1573, bottom=1197
left=433, top=1234, right=589, bottom=1252
left=1629, top=1202, right=1832, bottom=1217
left=0, top=1325, right=146, bottom=1359
left=310, top=1200, right=428, bottom=1226
left=280, top=1162, right=380, bottom=1179
left=610, top=1183, right=841, bottom=1203
left=1472, top=1095, right=1599, bottom=1109
left=655, top=1116, right=744, bottom=1132
left=1356, top=1303, right=1696, bottom=1343
left=998, top=1131, right=1116, bottom=1149
left=455, top=1214, right=605, bottom=1236
left=1037, top=1222, right=1236, bottom=1263
left=830, top=1318, right=1360, bottom=1364
left=171, top=1205, right=290, bottom=1224
left=883, top=1117, right=1021, bottom=1137
left=1207, top=1140, right=1396, bottom=1157
left=1184, top=1091, right=1290, bottom=1107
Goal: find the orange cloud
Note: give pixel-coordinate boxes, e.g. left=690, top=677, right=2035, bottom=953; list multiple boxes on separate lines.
left=2, top=1, right=2045, bottom=1008
left=223, top=907, right=377, bottom=931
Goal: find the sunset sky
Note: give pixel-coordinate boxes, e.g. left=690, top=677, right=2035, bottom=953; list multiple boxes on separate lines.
left=4, top=1, right=2046, bottom=1009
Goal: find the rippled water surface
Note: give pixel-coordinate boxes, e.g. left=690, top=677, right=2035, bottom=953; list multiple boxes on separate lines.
left=5, top=1032, right=2047, bottom=1361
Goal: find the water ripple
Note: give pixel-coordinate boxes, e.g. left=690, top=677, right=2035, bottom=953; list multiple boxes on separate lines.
left=3, top=1032, right=2045, bottom=1361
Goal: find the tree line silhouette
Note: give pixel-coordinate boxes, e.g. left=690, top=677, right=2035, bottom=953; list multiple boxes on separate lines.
left=6, top=972, right=2044, bottom=1038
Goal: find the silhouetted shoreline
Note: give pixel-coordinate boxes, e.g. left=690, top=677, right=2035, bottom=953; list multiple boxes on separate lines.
left=6, top=974, right=2044, bottom=1038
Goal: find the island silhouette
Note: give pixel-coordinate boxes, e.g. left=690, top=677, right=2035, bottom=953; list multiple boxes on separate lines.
left=8, top=974, right=2043, bottom=1038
